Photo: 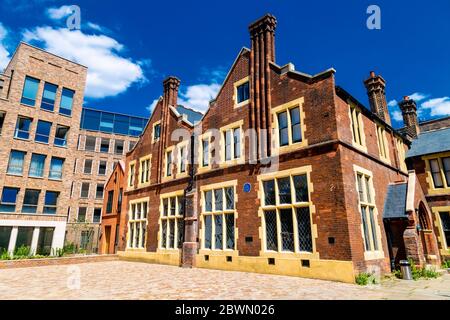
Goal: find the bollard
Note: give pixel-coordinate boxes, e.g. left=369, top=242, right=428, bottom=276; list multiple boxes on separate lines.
left=399, top=260, right=413, bottom=280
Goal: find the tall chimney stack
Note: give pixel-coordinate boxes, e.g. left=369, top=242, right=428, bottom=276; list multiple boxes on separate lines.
left=163, top=76, right=180, bottom=108
left=249, top=14, right=277, bottom=160
left=364, top=71, right=391, bottom=125
left=399, top=96, right=420, bottom=139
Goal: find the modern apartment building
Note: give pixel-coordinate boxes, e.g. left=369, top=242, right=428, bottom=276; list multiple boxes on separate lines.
left=0, top=42, right=148, bottom=255
left=114, top=14, right=442, bottom=283
left=66, top=109, right=146, bottom=253
left=0, top=43, right=86, bottom=255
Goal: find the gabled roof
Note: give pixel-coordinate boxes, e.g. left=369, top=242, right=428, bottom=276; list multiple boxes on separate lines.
left=406, top=127, right=450, bottom=158
left=383, top=183, right=408, bottom=219
left=105, top=160, right=125, bottom=187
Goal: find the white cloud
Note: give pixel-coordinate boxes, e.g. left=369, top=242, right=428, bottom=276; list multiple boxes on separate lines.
left=409, top=92, right=428, bottom=102
left=23, top=26, right=146, bottom=99
left=147, top=99, right=159, bottom=114
left=86, top=22, right=103, bottom=32
left=47, top=5, right=72, bottom=20
left=387, top=99, right=397, bottom=107
left=0, top=23, right=10, bottom=70
left=391, top=110, right=403, bottom=122
left=178, top=83, right=221, bottom=112
left=421, top=97, right=450, bottom=117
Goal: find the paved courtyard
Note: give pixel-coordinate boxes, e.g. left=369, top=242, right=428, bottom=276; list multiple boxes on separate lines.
left=0, top=261, right=449, bottom=300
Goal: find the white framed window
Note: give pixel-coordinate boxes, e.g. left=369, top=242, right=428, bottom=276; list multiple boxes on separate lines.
left=178, top=143, right=188, bottom=174
left=426, top=155, right=450, bottom=191
left=375, top=124, right=390, bottom=163
left=233, top=76, right=250, bottom=108
left=138, top=155, right=151, bottom=186
left=160, top=193, right=184, bottom=250
left=354, top=167, right=382, bottom=258
left=201, top=185, right=236, bottom=251
left=260, top=173, right=313, bottom=253
left=165, top=148, right=173, bottom=178
left=152, top=121, right=161, bottom=143
left=271, top=98, right=307, bottom=154
left=349, top=104, right=366, bottom=149
left=127, top=161, right=136, bottom=189
left=396, top=137, right=407, bottom=172
left=220, top=120, right=244, bottom=164
left=128, top=199, right=148, bottom=249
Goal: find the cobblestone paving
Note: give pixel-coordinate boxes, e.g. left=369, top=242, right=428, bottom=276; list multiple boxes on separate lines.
left=0, top=261, right=449, bottom=300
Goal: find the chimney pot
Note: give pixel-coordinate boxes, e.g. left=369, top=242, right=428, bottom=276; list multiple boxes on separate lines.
left=399, top=96, right=420, bottom=138
left=364, top=71, right=391, bottom=125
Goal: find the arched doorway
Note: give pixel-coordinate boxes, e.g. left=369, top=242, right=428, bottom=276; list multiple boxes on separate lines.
left=417, top=202, right=435, bottom=262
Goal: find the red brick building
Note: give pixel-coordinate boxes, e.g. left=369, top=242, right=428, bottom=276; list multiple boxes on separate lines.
left=113, top=14, right=442, bottom=282
left=99, top=161, right=126, bottom=254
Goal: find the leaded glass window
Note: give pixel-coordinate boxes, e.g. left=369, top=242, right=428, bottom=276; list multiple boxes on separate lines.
left=160, top=195, right=184, bottom=249
left=202, top=185, right=236, bottom=251
left=261, top=173, right=313, bottom=253
left=128, top=200, right=148, bottom=249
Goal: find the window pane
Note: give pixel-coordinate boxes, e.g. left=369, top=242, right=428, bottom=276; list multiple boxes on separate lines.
left=15, top=117, right=31, bottom=139
left=293, top=175, right=308, bottom=202
left=263, top=180, right=275, bottom=206
left=21, top=76, right=39, bottom=106
left=36, top=227, right=54, bottom=256
left=140, top=222, right=146, bottom=248
left=169, top=220, right=175, bottom=248
left=290, top=107, right=302, bottom=143
left=225, top=187, right=234, bottom=210
left=100, top=139, right=110, bottom=153
left=0, top=187, right=18, bottom=212
left=430, top=159, right=443, bottom=188
left=29, top=154, right=46, bottom=177
left=114, top=140, right=124, bottom=155
left=35, top=120, right=52, bottom=144
left=237, top=82, right=249, bottom=103
left=106, top=191, right=114, bottom=213
left=225, top=130, right=232, bottom=161
left=81, top=109, right=101, bottom=131
left=214, top=215, right=223, bottom=249
left=15, top=227, right=33, bottom=251
left=7, top=150, right=25, bottom=175
left=22, top=189, right=39, bottom=213
left=177, top=197, right=184, bottom=216
left=177, top=219, right=184, bottom=248
left=99, top=113, right=114, bottom=133
left=161, top=220, right=167, bottom=248
left=84, top=159, right=93, bottom=174
left=205, top=191, right=212, bottom=212
left=369, top=207, right=378, bottom=251
left=202, top=139, right=209, bottom=166
left=163, top=198, right=168, bottom=216
left=0, top=226, right=12, bottom=253
left=364, top=177, right=372, bottom=203
left=357, top=174, right=365, bottom=201
left=154, top=124, right=161, bottom=140
left=81, top=183, right=90, bottom=198
left=49, top=157, right=64, bottom=180
left=114, top=115, right=129, bottom=135
left=296, top=207, right=312, bottom=252
left=170, top=197, right=176, bottom=216
left=93, top=208, right=102, bottom=223
left=166, top=151, right=172, bottom=176
left=361, top=206, right=371, bottom=251
left=443, top=157, right=450, bottom=186
left=41, top=82, right=57, bottom=111
left=278, top=111, right=289, bottom=146
left=214, top=189, right=223, bottom=211
left=264, top=210, right=278, bottom=251
left=225, top=214, right=235, bottom=250
left=280, top=209, right=294, bottom=252
left=99, top=161, right=107, bottom=175
left=439, top=212, right=450, bottom=248
left=55, top=125, right=69, bottom=147
left=233, top=128, right=241, bottom=159
left=204, top=215, right=212, bottom=249
left=277, top=177, right=292, bottom=204
left=43, top=191, right=59, bottom=214
left=60, top=88, right=74, bottom=116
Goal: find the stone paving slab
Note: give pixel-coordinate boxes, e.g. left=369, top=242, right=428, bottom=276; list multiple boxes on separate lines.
left=0, top=261, right=448, bottom=300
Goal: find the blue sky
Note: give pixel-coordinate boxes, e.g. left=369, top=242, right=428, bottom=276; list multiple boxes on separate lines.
left=0, top=0, right=449, bottom=128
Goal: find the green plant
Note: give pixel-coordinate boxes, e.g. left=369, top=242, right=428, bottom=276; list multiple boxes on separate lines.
left=442, top=260, right=450, bottom=269
left=408, top=258, right=439, bottom=280
left=0, top=249, right=10, bottom=260
left=63, top=243, right=77, bottom=254
left=52, top=247, right=65, bottom=257
left=393, top=269, right=402, bottom=279
left=355, top=272, right=377, bottom=285
left=13, top=245, right=31, bottom=258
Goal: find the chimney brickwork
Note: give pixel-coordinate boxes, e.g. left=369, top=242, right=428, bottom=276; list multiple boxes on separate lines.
left=399, top=96, right=420, bottom=139
left=364, top=71, right=391, bottom=125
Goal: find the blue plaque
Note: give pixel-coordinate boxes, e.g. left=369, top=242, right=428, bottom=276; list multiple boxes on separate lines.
left=243, top=183, right=251, bottom=193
